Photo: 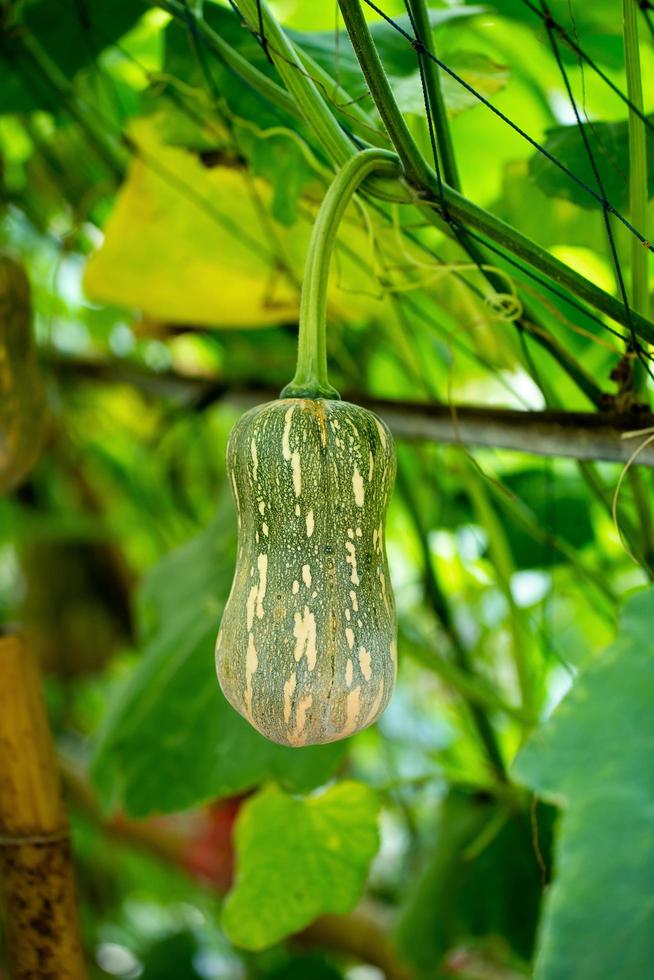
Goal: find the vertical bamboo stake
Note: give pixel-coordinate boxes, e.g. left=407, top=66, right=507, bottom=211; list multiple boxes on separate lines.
left=0, top=633, right=87, bottom=979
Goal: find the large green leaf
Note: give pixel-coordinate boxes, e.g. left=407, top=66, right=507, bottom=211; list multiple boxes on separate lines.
left=396, top=787, right=554, bottom=972
left=92, top=497, right=346, bottom=817
left=0, top=0, right=145, bottom=113
left=529, top=117, right=654, bottom=212
left=390, top=52, right=510, bottom=119
left=222, top=781, right=380, bottom=950
left=292, top=19, right=502, bottom=120
left=499, top=470, right=595, bottom=570
left=514, top=588, right=654, bottom=980
left=162, top=8, right=318, bottom=224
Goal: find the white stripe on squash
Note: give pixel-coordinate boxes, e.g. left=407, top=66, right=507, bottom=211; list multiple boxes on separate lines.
left=293, top=605, right=317, bottom=670
left=352, top=463, right=365, bottom=507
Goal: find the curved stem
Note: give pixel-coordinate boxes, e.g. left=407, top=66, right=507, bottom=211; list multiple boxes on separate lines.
left=281, top=149, right=401, bottom=400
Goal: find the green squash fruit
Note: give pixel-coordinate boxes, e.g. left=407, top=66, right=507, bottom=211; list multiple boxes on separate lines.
left=0, top=254, right=46, bottom=493
left=216, top=397, right=397, bottom=746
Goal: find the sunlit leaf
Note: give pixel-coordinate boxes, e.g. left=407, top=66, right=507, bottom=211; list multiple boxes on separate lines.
left=222, top=781, right=380, bottom=950
left=83, top=118, right=387, bottom=327
left=391, top=52, right=510, bottom=118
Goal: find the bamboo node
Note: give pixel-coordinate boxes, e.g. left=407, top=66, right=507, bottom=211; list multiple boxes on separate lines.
left=0, top=827, right=69, bottom=847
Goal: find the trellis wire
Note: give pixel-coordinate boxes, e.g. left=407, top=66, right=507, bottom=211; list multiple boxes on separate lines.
left=394, top=0, right=639, bottom=381
left=383, top=2, right=652, bottom=362
left=538, top=0, right=651, bottom=380
left=213, top=0, right=654, bottom=367
left=231, top=1, right=639, bottom=361
left=519, top=0, right=654, bottom=134
left=401, top=1, right=443, bottom=199
left=400, top=0, right=490, bottom=281
left=360, top=0, right=654, bottom=253
left=21, top=0, right=654, bottom=373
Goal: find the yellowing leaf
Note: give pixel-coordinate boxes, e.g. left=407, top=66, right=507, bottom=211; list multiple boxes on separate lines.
left=84, top=119, right=386, bottom=329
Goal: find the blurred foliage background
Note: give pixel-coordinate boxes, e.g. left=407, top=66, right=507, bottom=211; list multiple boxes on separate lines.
left=1, top=0, right=653, bottom=977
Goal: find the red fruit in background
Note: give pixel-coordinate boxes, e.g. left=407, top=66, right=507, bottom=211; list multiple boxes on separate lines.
left=181, top=796, right=244, bottom=892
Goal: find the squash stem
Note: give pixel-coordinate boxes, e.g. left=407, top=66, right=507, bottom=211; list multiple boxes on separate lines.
left=281, top=149, right=401, bottom=400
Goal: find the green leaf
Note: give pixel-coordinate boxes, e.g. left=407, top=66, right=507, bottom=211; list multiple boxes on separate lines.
left=222, top=782, right=381, bottom=950
left=289, top=9, right=488, bottom=106
left=528, top=117, right=654, bottom=212
left=92, top=497, right=346, bottom=817
left=464, top=0, right=623, bottom=38
left=396, top=787, right=554, bottom=971
left=391, top=52, right=510, bottom=119
left=514, top=588, right=654, bottom=980
left=231, top=125, right=318, bottom=227
left=500, top=470, right=595, bottom=569
left=0, top=0, right=145, bottom=114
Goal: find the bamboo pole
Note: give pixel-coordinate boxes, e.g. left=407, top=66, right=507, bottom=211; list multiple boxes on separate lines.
left=0, top=633, right=87, bottom=979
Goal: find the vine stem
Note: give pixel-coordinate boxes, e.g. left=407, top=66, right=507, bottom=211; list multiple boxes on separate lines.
left=233, top=0, right=403, bottom=202
left=281, top=148, right=401, bottom=399
left=623, top=0, right=649, bottom=320
left=234, top=0, right=358, bottom=169
left=335, top=0, right=654, bottom=347
left=623, top=0, right=650, bottom=410
left=406, top=0, right=460, bottom=189
left=196, top=1, right=654, bottom=345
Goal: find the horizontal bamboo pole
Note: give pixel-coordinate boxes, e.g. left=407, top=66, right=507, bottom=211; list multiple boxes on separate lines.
left=51, top=356, right=654, bottom=468
left=0, top=633, right=86, bottom=979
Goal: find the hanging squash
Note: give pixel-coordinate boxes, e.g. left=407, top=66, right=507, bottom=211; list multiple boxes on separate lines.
left=216, top=150, right=401, bottom=746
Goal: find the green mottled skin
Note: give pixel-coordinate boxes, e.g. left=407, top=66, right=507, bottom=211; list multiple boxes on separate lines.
left=216, top=397, right=397, bottom=746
